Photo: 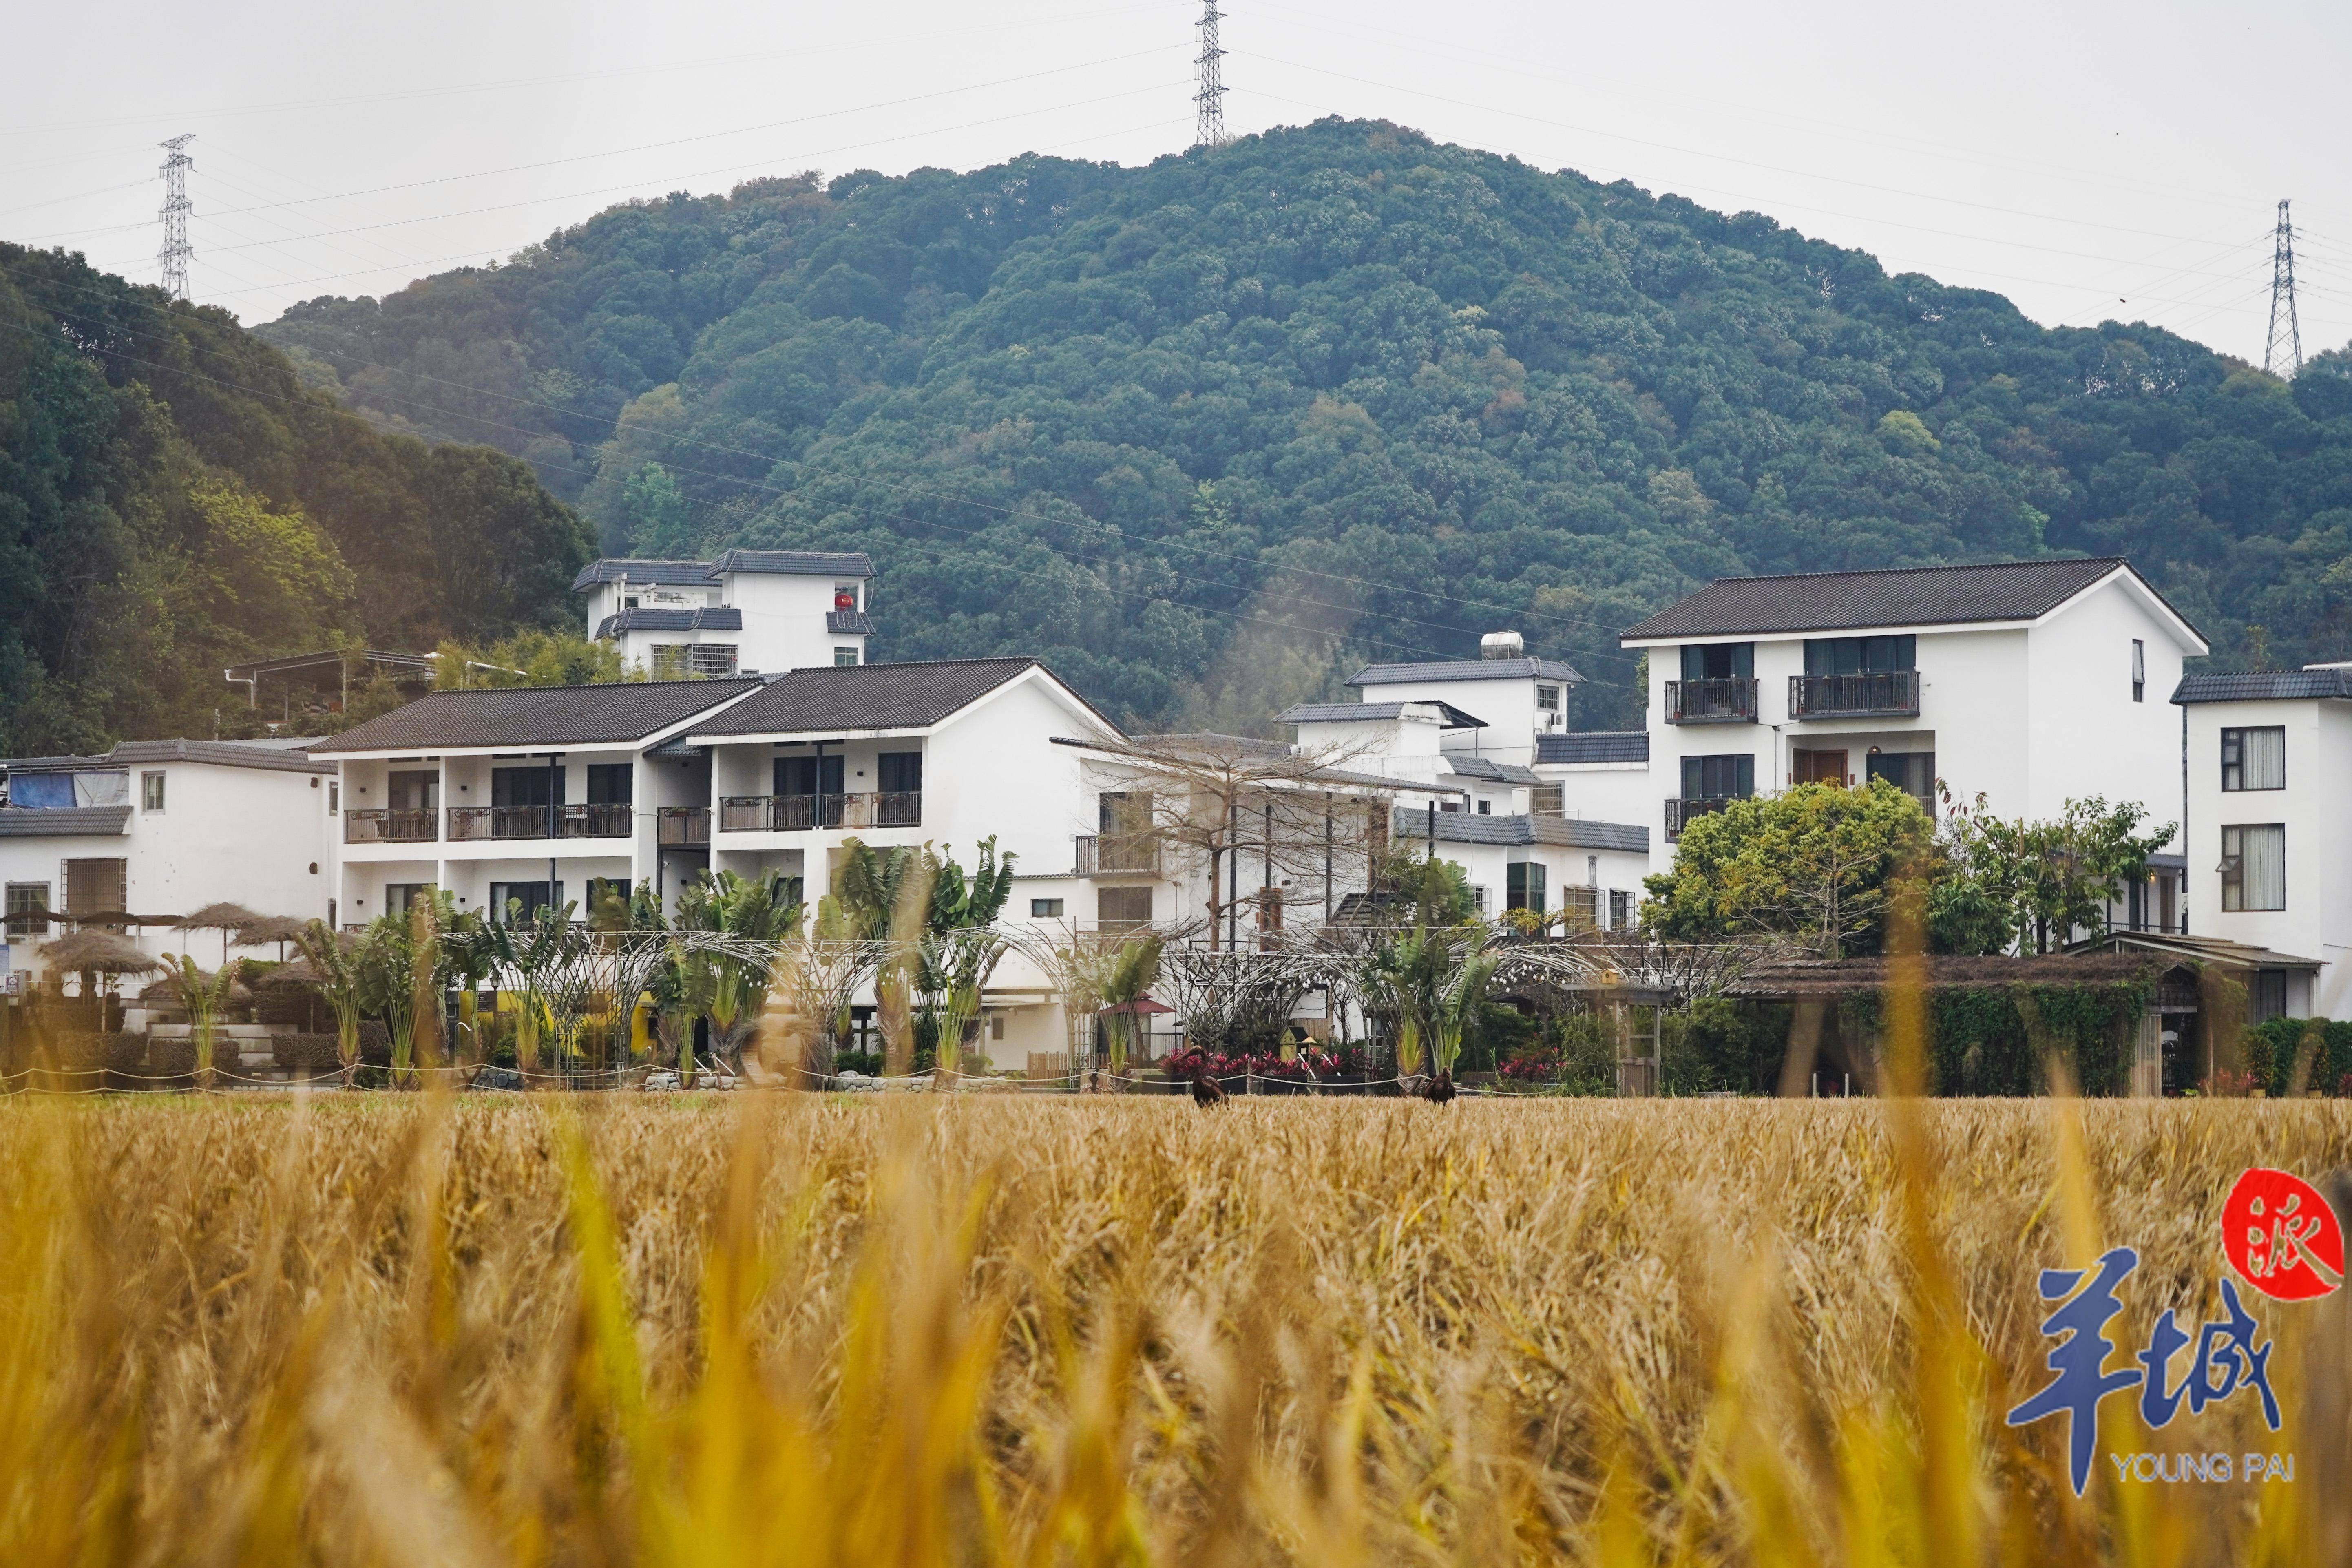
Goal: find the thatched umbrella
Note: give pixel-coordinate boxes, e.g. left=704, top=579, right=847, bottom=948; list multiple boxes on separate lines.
left=179, top=902, right=263, bottom=967
left=40, top=928, right=163, bottom=999
left=236, top=913, right=310, bottom=960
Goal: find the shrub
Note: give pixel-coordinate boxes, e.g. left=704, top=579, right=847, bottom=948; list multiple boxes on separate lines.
left=272, top=1034, right=344, bottom=1072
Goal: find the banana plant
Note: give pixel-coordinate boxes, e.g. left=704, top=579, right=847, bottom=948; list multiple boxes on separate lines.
left=294, top=919, right=366, bottom=1089
left=482, top=898, right=575, bottom=1079
left=920, top=927, right=1005, bottom=1081
left=158, top=952, right=241, bottom=1090
left=1429, top=948, right=1501, bottom=1079
left=1094, top=933, right=1165, bottom=1077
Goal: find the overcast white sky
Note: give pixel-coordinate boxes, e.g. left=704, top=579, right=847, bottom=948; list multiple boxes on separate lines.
left=4, top=0, right=2348, bottom=367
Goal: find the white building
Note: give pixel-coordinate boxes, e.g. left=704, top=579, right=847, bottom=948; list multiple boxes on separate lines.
left=1616, top=557, right=2206, bottom=909
left=1281, top=640, right=1653, bottom=927
left=2171, top=666, right=2352, bottom=1020
left=575, top=549, right=875, bottom=677
left=0, top=739, right=337, bottom=987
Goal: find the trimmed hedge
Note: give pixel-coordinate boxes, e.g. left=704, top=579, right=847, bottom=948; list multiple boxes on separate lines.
left=2244, top=1017, right=2352, bottom=1097
left=272, top=1033, right=344, bottom=1072
left=1829, top=976, right=2153, bottom=1097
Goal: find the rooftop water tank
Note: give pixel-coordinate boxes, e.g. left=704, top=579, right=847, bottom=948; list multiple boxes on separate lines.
left=1480, top=630, right=1525, bottom=660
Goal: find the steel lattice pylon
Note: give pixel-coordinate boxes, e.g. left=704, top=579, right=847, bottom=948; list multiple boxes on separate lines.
left=1194, top=0, right=1227, bottom=148
left=157, top=135, right=194, bottom=301
left=2265, top=197, right=2303, bottom=379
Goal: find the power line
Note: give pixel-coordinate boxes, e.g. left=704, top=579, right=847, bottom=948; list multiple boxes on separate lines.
left=1194, top=0, right=1229, bottom=148
left=13, top=46, right=1187, bottom=248
left=2265, top=198, right=2303, bottom=378
left=156, top=135, right=194, bottom=299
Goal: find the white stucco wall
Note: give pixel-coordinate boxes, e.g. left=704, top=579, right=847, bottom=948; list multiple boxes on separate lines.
left=1, top=757, right=335, bottom=985
left=2184, top=697, right=2352, bottom=1017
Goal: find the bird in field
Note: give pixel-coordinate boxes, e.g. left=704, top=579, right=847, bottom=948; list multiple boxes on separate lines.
left=1190, top=1068, right=1227, bottom=1107
left=1418, top=1070, right=1457, bottom=1104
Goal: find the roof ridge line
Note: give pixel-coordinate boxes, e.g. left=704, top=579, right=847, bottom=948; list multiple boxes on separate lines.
left=1684, top=555, right=2125, bottom=588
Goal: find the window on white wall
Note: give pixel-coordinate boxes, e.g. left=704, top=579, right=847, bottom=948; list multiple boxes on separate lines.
left=833, top=647, right=860, bottom=667
left=2219, top=824, right=2286, bottom=912
left=2131, top=639, right=2146, bottom=703
left=2220, top=727, right=2285, bottom=791
left=140, top=771, right=165, bottom=812
left=4, top=882, right=50, bottom=940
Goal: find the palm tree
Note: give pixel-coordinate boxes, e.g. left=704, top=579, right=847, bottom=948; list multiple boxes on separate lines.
left=294, top=919, right=367, bottom=1089
left=158, top=952, right=241, bottom=1090
left=671, top=870, right=802, bottom=1076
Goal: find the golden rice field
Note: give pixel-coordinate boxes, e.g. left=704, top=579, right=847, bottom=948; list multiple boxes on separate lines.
left=2, top=1092, right=2347, bottom=1566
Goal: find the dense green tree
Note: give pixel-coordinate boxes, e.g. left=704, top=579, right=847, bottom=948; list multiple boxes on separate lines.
left=251, top=121, right=2352, bottom=729
left=1641, top=781, right=1936, bottom=957
left=0, top=244, right=595, bottom=752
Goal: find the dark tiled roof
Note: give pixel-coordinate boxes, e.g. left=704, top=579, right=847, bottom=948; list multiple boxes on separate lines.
left=570, top=558, right=721, bottom=591
left=1537, top=731, right=1650, bottom=765
left=1533, top=733, right=1646, bottom=761
left=1281, top=700, right=1487, bottom=729
left=685, top=658, right=1045, bottom=737
left=1347, top=656, right=1584, bottom=687
left=310, top=679, right=763, bottom=753
left=1394, top=808, right=1648, bottom=854
left=2172, top=669, right=2352, bottom=703
left=707, top=548, right=875, bottom=579
left=593, top=606, right=743, bottom=638
left=1620, top=557, right=2170, bottom=641
left=4, top=739, right=333, bottom=776
left=1444, top=756, right=1543, bottom=785
left=0, top=805, right=131, bottom=837
left=826, top=609, right=876, bottom=635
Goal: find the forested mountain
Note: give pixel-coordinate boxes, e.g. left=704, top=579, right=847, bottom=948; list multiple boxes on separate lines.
left=257, top=118, right=2352, bottom=729
left=0, top=246, right=595, bottom=754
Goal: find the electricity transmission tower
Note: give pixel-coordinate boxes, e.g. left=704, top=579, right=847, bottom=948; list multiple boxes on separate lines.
left=1194, top=0, right=1227, bottom=148
left=2265, top=197, right=2302, bottom=378
left=157, top=134, right=195, bottom=300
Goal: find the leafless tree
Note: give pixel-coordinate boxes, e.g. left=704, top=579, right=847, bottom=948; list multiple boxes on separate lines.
left=1087, top=734, right=1399, bottom=951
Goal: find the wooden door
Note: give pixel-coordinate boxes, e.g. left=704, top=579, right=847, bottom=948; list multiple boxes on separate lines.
left=1793, top=749, right=1848, bottom=786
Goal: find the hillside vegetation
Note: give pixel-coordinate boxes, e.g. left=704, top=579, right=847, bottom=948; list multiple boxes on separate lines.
left=256, top=119, right=2352, bottom=729
left=0, top=246, right=595, bottom=754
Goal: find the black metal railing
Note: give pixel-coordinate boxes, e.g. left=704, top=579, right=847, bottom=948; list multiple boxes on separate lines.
left=556, top=803, right=632, bottom=839
left=344, top=808, right=436, bottom=844
left=718, top=792, right=921, bottom=832
left=658, top=806, right=709, bottom=846
left=1074, top=833, right=1160, bottom=875
left=1664, top=677, right=1759, bottom=724
left=1789, top=670, right=1921, bottom=719
left=1662, top=796, right=1740, bottom=843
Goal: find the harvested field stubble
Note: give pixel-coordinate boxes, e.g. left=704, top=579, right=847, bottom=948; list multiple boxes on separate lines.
left=2, top=1094, right=2347, bottom=1565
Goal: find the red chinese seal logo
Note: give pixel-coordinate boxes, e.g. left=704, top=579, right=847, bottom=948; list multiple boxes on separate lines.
left=2222, top=1168, right=2344, bottom=1302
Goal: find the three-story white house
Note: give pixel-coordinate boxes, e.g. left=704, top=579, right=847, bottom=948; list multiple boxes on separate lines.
left=2171, top=666, right=2352, bottom=1020
left=1616, top=557, right=2207, bottom=912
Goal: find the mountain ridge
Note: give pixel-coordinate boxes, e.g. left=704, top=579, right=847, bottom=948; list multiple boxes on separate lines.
left=253, top=118, right=2352, bottom=728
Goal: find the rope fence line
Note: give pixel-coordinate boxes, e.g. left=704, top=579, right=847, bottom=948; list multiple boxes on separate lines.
left=2, top=1058, right=1504, bottom=1098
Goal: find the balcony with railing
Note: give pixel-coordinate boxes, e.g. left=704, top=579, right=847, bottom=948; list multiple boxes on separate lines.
left=1788, top=670, right=1921, bottom=719
left=445, top=803, right=633, bottom=843
left=1074, top=833, right=1160, bottom=876
left=1663, top=677, right=1759, bottom=725
left=343, top=808, right=437, bottom=844
left=658, top=806, right=710, bottom=847
left=717, top=791, right=922, bottom=833
left=1662, top=796, right=1741, bottom=843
